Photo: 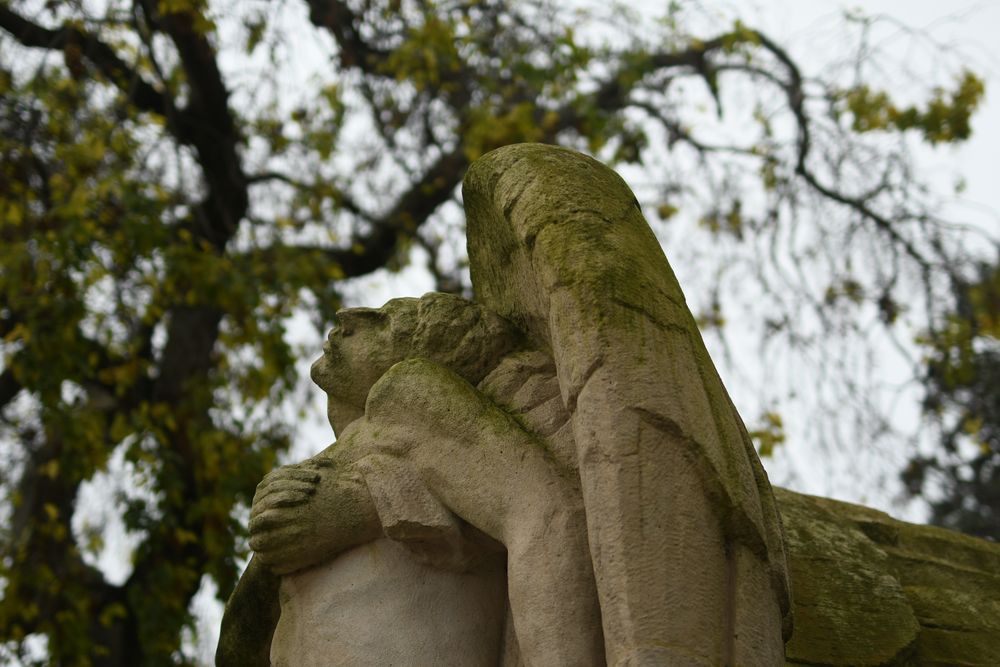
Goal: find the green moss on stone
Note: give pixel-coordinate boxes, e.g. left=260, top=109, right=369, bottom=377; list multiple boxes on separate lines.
left=775, top=488, right=1000, bottom=666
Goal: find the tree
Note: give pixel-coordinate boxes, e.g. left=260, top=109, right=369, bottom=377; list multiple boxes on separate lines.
left=0, top=0, right=992, bottom=663
left=904, top=259, right=1000, bottom=539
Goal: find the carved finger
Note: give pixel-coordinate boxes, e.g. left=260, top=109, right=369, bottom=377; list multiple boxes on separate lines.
left=250, top=491, right=312, bottom=519
left=253, top=480, right=316, bottom=506
left=253, top=490, right=313, bottom=513
left=251, top=498, right=305, bottom=524
left=250, top=527, right=306, bottom=556
left=258, top=467, right=321, bottom=491
left=249, top=509, right=292, bottom=535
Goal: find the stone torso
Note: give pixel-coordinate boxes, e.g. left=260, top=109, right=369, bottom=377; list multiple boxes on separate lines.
left=271, top=538, right=506, bottom=667
left=270, top=350, right=571, bottom=667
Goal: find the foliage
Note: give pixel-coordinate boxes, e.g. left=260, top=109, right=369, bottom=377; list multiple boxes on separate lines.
left=840, top=70, right=983, bottom=143
left=0, top=0, right=994, bottom=663
left=904, top=260, right=1000, bottom=540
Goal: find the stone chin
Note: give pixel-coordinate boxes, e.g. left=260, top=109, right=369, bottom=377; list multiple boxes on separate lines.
left=309, top=351, right=335, bottom=394
left=310, top=350, right=364, bottom=434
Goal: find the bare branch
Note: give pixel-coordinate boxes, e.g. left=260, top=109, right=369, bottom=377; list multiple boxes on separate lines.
left=629, top=99, right=758, bottom=157
left=747, top=30, right=938, bottom=274
left=303, top=0, right=391, bottom=72
left=237, top=148, right=467, bottom=280
left=246, top=171, right=370, bottom=219
left=332, top=146, right=468, bottom=277
left=305, top=0, right=476, bottom=113
left=550, top=36, right=728, bottom=137
left=129, top=0, right=246, bottom=248
left=415, top=234, right=463, bottom=294
left=0, top=5, right=169, bottom=116
left=0, top=368, right=21, bottom=412
left=575, top=27, right=941, bottom=281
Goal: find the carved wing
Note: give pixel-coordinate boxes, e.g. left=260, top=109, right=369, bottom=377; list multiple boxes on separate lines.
left=464, top=143, right=790, bottom=663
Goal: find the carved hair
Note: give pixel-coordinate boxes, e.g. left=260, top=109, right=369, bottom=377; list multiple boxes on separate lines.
left=381, top=292, right=524, bottom=386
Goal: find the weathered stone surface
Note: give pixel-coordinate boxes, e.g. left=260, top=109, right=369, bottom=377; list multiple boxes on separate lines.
left=775, top=487, right=1000, bottom=666
left=776, top=489, right=920, bottom=665
left=240, top=294, right=604, bottom=666
left=465, top=144, right=789, bottom=664
left=218, top=144, right=1000, bottom=667
left=222, top=481, right=1000, bottom=666
left=216, top=555, right=279, bottom=667
left=271, top=538, right=506, bottom=667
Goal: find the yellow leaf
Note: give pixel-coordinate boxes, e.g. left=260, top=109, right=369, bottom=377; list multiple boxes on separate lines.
left=40, top=459, right=60, bottom=479
left=175, top=528, right=198, bottom=545
left=99, top=603, right=127, bottom=627
left=3, top=322, right=28, bottom=343
left=4, top=203, right=23, bottom=226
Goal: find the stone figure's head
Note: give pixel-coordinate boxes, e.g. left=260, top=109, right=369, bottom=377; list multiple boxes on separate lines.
left=311, top=292, right=521, bottom=431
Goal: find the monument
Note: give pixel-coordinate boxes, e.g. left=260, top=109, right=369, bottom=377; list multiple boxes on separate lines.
left=218, top=144, right=1000, bottom=666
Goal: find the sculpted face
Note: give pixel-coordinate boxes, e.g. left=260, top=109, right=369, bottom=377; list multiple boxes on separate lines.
left=309, top=293, right=513, bottom=434
left=310, top=305, right=411, bottom=433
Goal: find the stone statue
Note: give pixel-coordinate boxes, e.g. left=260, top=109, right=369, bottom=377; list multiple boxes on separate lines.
left=249, top=292, right=604, bottom=666
left=219, top=144, right=1000, bottom=666
left=218, top=144, right=791, bottom=666
left=464, top=144, right=792, bottom=665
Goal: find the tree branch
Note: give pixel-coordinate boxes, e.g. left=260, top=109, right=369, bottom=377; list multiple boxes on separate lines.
left=0, top=6, right=169, bottom=116
left=4, top=428, right=130, bottom=661
left=745, top=30, right=936, bottom=273
left=306, top=147, right=467, bottom=278
left=246, top=171, right=369, bottom=219
left=415, top=233, right=463, bottom=294
left=234, top=147, right=467, bottom=284
left=305, top=0, right=477, bottom=115
left=551, top=36, right=726, bottom=136
left=133, top=0, right=247, bottom=249
left=341, top=149, right=466, bottom=274
left=559, top=27, right=938, bottom=278
left=151, top=305, right=222, bottom=403
left=303, top=0, right=391, bottom=72
left=0, top=368, right=21, bottom=413
left=629, top=99, right=758, bottom=156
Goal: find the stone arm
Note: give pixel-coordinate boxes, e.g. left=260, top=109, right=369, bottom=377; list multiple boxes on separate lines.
left=248, top=458, right=382, bottom=575
left=216, top=555, right=280, bottom=667
left=220, top=357, right=604, bottom=666
left=217, top=458, right=383, bottom=667
left=347, top=357, right=604, bottom=666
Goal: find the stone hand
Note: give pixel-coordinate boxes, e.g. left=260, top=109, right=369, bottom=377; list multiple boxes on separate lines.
left=252, top=464, right=323, bottom=514
left=249, top=458, right=379, bottom=575
left=249, top=463, right=322, bottom=573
